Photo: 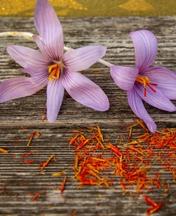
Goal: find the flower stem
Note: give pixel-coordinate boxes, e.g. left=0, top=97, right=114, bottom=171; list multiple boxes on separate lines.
left=0, top=31, right=33, bottom=40
left=0, top=31, right=113, bottom=68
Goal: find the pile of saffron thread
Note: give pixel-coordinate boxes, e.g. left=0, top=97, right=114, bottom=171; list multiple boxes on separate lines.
left=69, top=124, right=176, bottom=215
left=1, top=125, right=176, bottom=214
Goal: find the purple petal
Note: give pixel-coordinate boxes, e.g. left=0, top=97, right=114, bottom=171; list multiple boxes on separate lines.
left=144, top=66, right=176, bottom=100
left=128, top=88, right=157, bottom=133
left=22, top=67, right=48, bottom=78
left=0, top=77, right=47, bottom=103
left=110, top=65, right=138, bottom=91
left=33, top=35, right=53, bottom=61
left=63, top=46, right=106, bottom=72
left=130, top=30, right=157, bottom=71
left=135, top=84, right=176, bottom=112
left=62, top=71, right=109, bottom=111
left=35, top=0, right=64, bottom=60
left=7, top=45, right=48, bottom=71
left=47, top=80, right=64, bottom=122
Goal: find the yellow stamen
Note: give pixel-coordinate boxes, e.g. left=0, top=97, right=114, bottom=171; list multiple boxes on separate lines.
left=136, top=75, right=150, bottom=87
left=52, top=171, right=65, bottom=177
left=48, top=62, right=64, bottom=81
left=0, top=147, right=8, bottom=154
left=136, top=75, right=157, bottom=96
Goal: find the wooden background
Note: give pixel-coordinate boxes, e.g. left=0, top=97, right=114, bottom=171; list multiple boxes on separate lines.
left=0, top=17, right=176, bottom=215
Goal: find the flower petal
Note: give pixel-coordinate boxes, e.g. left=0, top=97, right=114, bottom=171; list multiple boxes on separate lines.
left=0, top=77, right=47, bottom=103
left=110, top=65, right=138, bottom=91
left=22, top=67, right=48, bottom=79
left=63, top=46, right=106, bottom=72
left=33, top=35, right=54, bottom=61
left=47, top=80, right=64, bottom=122
left=130, top=30, right=157, bottom=71
left=128, top=88, right=157, bottom=133
left=35, top=0, right=64, bottom=60
left=62, top=71, right=109, bottom=111
left=7, top=45, right=48, bottom=70
left=144, top=66, right=176, bottom=100
left=135, top=83, right=176, bottom=112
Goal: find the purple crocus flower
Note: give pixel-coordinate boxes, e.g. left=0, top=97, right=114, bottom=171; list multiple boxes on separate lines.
left=0, top=0, right=109, bottom=122
left=110, top=30, right=176, bottom=132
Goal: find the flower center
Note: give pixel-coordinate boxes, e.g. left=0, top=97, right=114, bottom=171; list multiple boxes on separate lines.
left=136, top=75, right=157, bottom=97
left=48, top=61, right=64, bottom=81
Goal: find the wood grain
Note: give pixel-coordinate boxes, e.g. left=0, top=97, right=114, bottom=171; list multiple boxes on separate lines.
left=0, top=17, right=176, bottom=216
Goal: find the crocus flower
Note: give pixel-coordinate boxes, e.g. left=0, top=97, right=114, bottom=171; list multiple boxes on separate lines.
left=0, top=0, right=109, bottom=122
left=110, top=30, right=176, bottom=132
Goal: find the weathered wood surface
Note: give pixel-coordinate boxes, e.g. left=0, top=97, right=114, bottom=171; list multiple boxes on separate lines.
left=0, top=17, right=176, bottom=216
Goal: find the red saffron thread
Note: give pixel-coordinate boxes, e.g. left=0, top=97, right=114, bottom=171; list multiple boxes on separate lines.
left=60, top=176, right=67, bottom=194
left=144, top=195, right=163, bottom=215
left=27, top=131, right=41, bottom=147
left=31, top=192, right=41, bottom=201
left=39, top=155, right=55, bottom=172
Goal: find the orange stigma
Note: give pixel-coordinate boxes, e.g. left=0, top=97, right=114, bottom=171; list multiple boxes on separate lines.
left=136, top=75, right=157, bottom=97
left=48, top=62, right=64, bottom=81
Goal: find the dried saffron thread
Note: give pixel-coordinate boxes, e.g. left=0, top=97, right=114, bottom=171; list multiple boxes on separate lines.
left=95, top=136, right=105, bottom=149
left=39, top=155, right=55, bottom=172
left=106, top=143, right=122, bottom=157
left=87, top=164, right=100, bottom=174
left=0, top=147, right=8, bottom=154
left=128, top=121, right=140, bottom=140
left=52, top=171, right=65, bottom=177
left=70, top=209, right=77, bottom=216
left=97, top=126, right=104, bottom=142
left=60, top=176, right=67, bottom=194
left=74, top=155, right=79, bottom=171
left=31, top=192, right=41, bottom=202
left=69, top=133, right=81, bottom=145
left=144, top=195, right=163, bottom=215
left=76, top=139, right=89, bottom=150
left=27, top=131, right=41, bottom=147
left=31, top=192, right=41, bottom=201
left=128, top=145, right=144, bottom=155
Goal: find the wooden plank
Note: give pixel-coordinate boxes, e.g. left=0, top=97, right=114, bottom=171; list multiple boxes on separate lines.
left=0, top=17, right=176, bottom=215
